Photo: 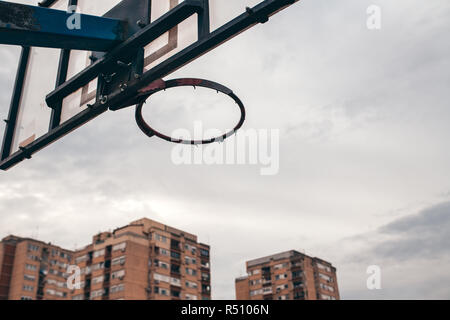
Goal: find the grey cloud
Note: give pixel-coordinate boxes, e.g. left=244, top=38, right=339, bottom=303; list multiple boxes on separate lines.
left=1, top=0, right=450, bottom=299
left=332, top=201, right=450, bottom=299
left=373, top=202, right=450, bottom=261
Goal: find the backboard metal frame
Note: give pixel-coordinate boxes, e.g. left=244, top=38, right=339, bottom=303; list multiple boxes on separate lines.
left=0, top=0, right=299, bottom=170
left=1, top=0, right=153, bottom=169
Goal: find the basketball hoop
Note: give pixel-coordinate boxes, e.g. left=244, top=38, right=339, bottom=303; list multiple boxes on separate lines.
left=134, top=78, right=246, bottom=145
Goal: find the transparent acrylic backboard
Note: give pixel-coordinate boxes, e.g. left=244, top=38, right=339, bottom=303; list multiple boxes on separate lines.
left=1, top=0, right=299, bottom=169
left=10, top=0, right=68, bottom=153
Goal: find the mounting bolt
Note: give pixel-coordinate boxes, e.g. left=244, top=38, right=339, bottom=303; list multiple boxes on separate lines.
left=136, top=20, right=146, bottom=28
left=119, top=83, right=128, bottom=92
left=134, top=73, right=141, bottom=80
left=117, top=61, right=132, bottom=68
left=102, top=73, right=113, bottom=83
left=100, top=95, right=108, bottom=105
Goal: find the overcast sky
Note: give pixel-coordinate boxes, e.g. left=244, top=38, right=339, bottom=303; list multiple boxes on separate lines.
left=1, top=0, right=450, bottom=299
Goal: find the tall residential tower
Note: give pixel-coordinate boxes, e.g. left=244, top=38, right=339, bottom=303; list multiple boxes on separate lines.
left=235, top=250, right=339, bottom=300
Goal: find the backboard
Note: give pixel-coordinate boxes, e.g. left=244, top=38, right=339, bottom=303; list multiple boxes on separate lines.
left=0, top=0, right=299, bottom=170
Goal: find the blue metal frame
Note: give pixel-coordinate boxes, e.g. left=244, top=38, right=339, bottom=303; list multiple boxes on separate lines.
left=0, top=0, right=299, bottom=170
left=0, top=0, right=127, bottom=51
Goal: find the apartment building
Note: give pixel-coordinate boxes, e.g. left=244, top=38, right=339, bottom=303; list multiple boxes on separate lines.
left=0, top=218, right=211, bottom=300
left=0, top=235, right=73, bottom=300
left=235, top=250, right=339, bottom=300
left=71, top=218, right=211, bottom=300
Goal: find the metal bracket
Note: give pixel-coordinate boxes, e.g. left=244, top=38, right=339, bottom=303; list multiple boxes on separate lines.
left=246, top=7, right=269, bottom=24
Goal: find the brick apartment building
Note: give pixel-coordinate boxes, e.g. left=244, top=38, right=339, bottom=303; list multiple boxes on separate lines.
left=0, top=218, right=211, bottom=300
left=71, top=218, right=211, bottom=300
left=235, top=250, right=339, bottom=300
left=0, top=235, right=73, bottom=300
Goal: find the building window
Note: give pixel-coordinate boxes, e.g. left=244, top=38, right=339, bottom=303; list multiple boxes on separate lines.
left=170, top=277, right=181, bottom=287
left=263, top=287, right=272, bottom=294
left=154, top=233, right=167, bottom=243
left=24, top=274, right=35, bottom=281
left=111, top=270, right=125, bottom=279
left=185, top=293, right=198, bottom=300
left=154, top=287, right=168, bottom=296
left=171, top=264, right=181, bottom=274
left=317, top=263, right=332, bottom=272
left=90, top=289, right=105, bottom=299
left=75, top=254, right=88, bottom=264
left=112, top=242, right=127, bottom=252
left=154, top=259, right=169, bottom=269
left=276, top=284, right=289, bottom=292
left=201, top=284, right=210, bottom=293
left=110, top=284, right=125, bottom=294
left=200, top=249, right=209, bottom=257
left=46, top=289, right=64, bottom=297
left=185, top=256, right=196, bottom=265
left=82, top=266, right=92, bottom=275
left=93, top=249, right=105, bottom=258
left=320, top=293, right=336, bottom=300
left=92, top=275, right=104, bottom=284
left=72, top=294, right=83, bottom=300
left=153, top=273, right=170, bottom=283
left=23, top=285, right=34, bottom=291
left=250, top=279, right=261, bottom=286
left=157, top=248, right=169, bottom=256
left=185, top=244, right=197, bottom=255
left=92, top=262, right=104, bottom=271
left=25, top=264, right=37, bottom=272
left=21, top=296, right=33, bottom=300
left=319, top=273, right=332, bottom=282
left=250, top=289, right=263, bottom=296
left=185, top=268, right=197, bottom=276
left=294, top=292, right=305, bottom=300
left=112, top=256, right=126, bottom=266
left=275, top=274, right=287, bottom=280
left=27, top=254, right=39, bottom=261
left=27, top=244, right=39, bottom=252
left=319, top=283, right=335, bottom=292
left=186, top=280, right=198, bottom=289
left=201, top=273, right=209, bottom=281
left=170, top=251, right=181, bottom=259
left=250, top=269, right=260, bottom=275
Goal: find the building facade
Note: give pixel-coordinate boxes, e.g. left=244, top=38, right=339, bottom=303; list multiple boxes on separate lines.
left=235, top=250, right=339, bottom=300
left=71, top=218, right=211, bottom=300
left=0, top=218, right=211, bottom=300
left=0, top=235, right=73, bottom=300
